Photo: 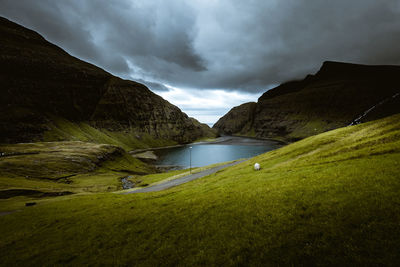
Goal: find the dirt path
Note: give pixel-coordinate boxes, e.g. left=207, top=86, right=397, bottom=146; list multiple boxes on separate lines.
left=122, top=159, right=247, bottom=194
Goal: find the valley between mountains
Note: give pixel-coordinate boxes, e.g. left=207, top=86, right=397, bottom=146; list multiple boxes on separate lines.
left=1, top=16, right=400, bottom=266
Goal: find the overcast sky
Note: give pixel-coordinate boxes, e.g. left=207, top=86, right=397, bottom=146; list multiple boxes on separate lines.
left=1, top=0, right=400, bottom=124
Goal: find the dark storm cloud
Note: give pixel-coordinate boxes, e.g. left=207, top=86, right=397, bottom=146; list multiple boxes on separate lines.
left=186, top=0, right=400, bottom=91
left=0, top=0, right=205, bottom=76
left=1, top=0, right=400, bottom=92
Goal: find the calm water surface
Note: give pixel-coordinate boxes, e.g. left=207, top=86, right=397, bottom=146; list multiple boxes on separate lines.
left=154, top=136, right=283, bottom=168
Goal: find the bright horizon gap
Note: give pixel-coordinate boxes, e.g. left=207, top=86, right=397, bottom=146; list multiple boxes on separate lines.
left=154, top=84, right=261, bottom=125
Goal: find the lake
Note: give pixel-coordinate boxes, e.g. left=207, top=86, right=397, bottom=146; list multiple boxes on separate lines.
left=153, top=136, right=283, bottom=169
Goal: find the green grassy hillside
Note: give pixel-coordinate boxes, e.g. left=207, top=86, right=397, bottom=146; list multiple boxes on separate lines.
left=1, top=114, right=399, bottom=266
left=42, top=116, right=178, bottom=151
left=0, top=141, right=153, bottom=199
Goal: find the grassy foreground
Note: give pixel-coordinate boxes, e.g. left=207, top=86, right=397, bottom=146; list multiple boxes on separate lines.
left=1, top=114, right=400, bottom=266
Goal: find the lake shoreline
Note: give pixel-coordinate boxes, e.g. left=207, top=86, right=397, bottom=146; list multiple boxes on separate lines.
left=198, top=135, right=288, bottom=146
left=130, top=136, right=285, bottom=171
left=130, top=135, right=286, bottom=155
left=148, top=136, right=284, bottom=169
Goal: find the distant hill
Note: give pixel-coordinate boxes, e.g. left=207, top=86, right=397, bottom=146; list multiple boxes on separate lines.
left=0, top=17, right=216, bottom=148
left=214, top=61, right=400, bottom=142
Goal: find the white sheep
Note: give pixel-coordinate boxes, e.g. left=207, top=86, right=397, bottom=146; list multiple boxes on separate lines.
left=254, top=162, right=260, bottom=171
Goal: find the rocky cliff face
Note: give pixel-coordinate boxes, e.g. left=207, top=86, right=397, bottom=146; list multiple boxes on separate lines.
left=0, top=17, right=215, bottom=145
left=213, top=102, right=257, bottom=135
left=214, top=61, right=400, bottom=142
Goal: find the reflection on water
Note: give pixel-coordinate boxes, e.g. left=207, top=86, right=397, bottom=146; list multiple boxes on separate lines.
left=154, top=136, right=283, bottom=168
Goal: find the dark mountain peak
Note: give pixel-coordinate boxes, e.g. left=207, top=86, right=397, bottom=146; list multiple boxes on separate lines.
left=259, top=60, right=400, bottom=103
left=0, top=16, right=47, bottom=43
left=320, top=60, right=356, bottom=69
left=316, top=60, right=400, bottom=80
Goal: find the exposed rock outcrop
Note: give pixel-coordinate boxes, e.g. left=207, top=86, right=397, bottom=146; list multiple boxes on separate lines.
left=214, top=61, right=400, bottom=142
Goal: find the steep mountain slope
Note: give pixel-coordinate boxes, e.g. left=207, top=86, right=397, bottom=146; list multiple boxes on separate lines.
left=0, top=17, right=215, bottom=146
left=214, top=61, right=400, bottom=141
left=213, top=102, right=257, bottom=135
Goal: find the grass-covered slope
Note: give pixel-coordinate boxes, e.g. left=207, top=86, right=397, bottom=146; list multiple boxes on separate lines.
left=1, top=114, right=399, bottom=266
left=0, top=141, right=152, bottom=198
left=41, top=115, right=216, bottom=152
left=42, top=116, right=178, bottom=151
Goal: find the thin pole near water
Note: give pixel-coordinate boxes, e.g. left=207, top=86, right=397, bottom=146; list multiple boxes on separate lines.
left=189, top=146, right=192, bottom=174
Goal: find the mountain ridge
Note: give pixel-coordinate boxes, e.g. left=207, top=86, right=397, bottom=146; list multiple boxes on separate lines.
left=214, top=60, right=400, bottom=141
left=0, top=16, right=216, bottom=147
